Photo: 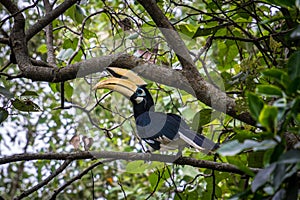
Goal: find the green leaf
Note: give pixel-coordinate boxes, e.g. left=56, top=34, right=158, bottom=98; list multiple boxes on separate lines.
left=259, top=105, right=278, bottom=132
left=193, top=23, right=230, bottom=38
left=251, top=163, right=276, bottom=192
left=177, top=24, right=198, bottom=38
left=57, top=48, right=74, bottom=61
left=126, top=160, right=148, bottom=173
left=262, top=0, right=295, bottom=8
left=226, top=156, right=255, bottom=176
left=126, top=33, right=139, bottom=40
left=64, top=82, right=73, bottom=100
left=74, top=4, right=86, bottom=24
left=148, top=172, right=160, bottom=190
left=218, top=139, right=277, bottom=156
left=273, top=163, right=286, bottom=190
left=278, top=150, right=300, bottom=164
left=66, top=5, right=86, bottom=24
left=12, top=99, right=41, bottom=112
left=248, top=151, right=264, bottom=168
left=181, top=165, right=200, bottom=178
left=287, top=77, right=300, bottom=94
left=37, top=44, right=48, bottom=54
left=148, top=168, right=170, bottom=191
left=0, top=86, right=14, bottom=98
left=20, top=91, right=38, bottom=97
left=0, top=107, right=8, bottom=124
left=49, top=83, right=58, bottom=93
left=247, top=92, right=264, bottom=120
left=191, top=109, right=214, bottom=129
left=287, top=51, right=300, bottom=81
left=83, top=29, right=97, bottom=40
left=256, top=85, right=283, bottom=97
left=262, top=69, right=289, bottom=88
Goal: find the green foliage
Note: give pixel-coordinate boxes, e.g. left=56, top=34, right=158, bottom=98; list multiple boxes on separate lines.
left=247, top=92, right=264, bottom=120
left=0, top=107, right=8, bottom=124
left=219, top=49, right=300, bottom=199
left=1, top=0, right=300, bottom=199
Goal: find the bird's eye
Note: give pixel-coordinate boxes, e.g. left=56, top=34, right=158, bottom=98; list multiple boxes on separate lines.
left=136, top=88, right=146, bottom=96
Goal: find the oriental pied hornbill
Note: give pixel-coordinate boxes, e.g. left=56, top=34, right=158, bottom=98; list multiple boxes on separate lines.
left=93, top=67, right=219, bottom=154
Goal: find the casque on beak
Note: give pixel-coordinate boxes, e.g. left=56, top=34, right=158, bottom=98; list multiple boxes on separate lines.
left=93, top=67, right=147, bottom=99
left=93, top=77, right=138, bottom=99
left=106, top=67, right=147, bottom=86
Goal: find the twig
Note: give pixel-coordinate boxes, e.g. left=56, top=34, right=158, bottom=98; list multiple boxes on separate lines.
left=14, top=159, right=73, bottom=200
left=145, top=168, right=162, bottom=200
left=118, top=181, right=128, bottom=200
left=0, top=0, right=39, bottom=29
left=166, top=166, right=182, bottom=200
left=50, top=159, right=114, bottom=199
left=0, top=61, right=11, bottom=72
left=25, top=0, right=78, bottom=41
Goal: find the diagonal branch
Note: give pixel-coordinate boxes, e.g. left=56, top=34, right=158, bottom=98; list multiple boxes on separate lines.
left=137, top=0, right=255, bottom=125
left=50, top=159, right=114, bottom=199
left=14, top=159, right=73, bottom=200
left=2, top=0, right=255, bottom=126
left=25, top=0, right=78, bottom=41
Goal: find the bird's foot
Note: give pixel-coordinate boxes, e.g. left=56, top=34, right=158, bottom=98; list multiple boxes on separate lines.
left=143, top=149, right=152, bottom=162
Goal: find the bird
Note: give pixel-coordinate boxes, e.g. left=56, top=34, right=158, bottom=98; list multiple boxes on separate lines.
left=93, top=67, right=219, bottom=155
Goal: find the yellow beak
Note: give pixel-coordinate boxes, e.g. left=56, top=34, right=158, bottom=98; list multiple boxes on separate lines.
left=93, top=77, right=138, bottom=99
left=106, top=67, right=147, bottom=86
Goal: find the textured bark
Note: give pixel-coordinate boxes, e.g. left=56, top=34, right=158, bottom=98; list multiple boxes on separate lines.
left=138, top=0, right=255, bottom=126
left=1, top=0, right=256, bottom=126
left=0, top=151, right=260, bottom=175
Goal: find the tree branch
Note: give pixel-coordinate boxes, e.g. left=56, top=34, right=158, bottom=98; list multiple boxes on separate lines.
left=0, top=151, right=260, bottom=175
left=137, top=0, right=256, bottom=125
left=3, top=0, right=256, bottom=126
left=25, top=0, right=78, bottom=41
left=43, top=0, right=56, bottom=66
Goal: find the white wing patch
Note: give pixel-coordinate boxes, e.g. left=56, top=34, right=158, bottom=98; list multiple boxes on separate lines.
left=145, top=139, right=155, bottom=144
left=178, top=131, right=205, bottom=151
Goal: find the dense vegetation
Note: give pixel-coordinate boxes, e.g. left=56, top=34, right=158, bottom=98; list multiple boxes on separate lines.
left=0, top=0, right=300, bottom=199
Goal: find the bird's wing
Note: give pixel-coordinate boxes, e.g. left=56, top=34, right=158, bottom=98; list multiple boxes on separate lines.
left=167, top=113, right=219, bottom=152
left=136, top=112, right=218, bottom=152
left=135, top=112, right=182, bottom=150
left=178, top=127, right=219, bottom=153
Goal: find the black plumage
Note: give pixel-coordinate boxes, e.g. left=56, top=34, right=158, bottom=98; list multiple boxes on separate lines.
left=94, top=67, right=219, bottom=154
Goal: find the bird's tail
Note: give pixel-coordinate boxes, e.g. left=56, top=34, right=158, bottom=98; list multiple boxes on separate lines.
left=178, top=129, right=219, bottom=153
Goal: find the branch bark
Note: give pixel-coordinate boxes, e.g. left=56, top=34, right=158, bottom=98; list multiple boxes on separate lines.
left=1, top=0, right=256, bottom=126
left=25, top=0, right=78, bottom=41
left=0, top=151, right=260, bottom=175
left=137, top=0, right=256, bottom=126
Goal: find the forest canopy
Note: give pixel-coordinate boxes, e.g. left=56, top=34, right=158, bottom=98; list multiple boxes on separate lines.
left=0, top=0, right=300, bottom=199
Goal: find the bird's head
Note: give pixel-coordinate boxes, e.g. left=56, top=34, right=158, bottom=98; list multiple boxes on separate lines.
left=93, top=67, right=154, bottom=117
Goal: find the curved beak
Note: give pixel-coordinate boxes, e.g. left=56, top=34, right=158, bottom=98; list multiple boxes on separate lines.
left=93, top=77, right=138, bottom=99
left=106, top=67, right=147, bottom=86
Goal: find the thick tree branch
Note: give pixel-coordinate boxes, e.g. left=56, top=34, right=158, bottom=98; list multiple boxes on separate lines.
left=25, top=0, right=78, bottom=41
left=2, top=0, right=255, bottom=126
left=137, top=0, right=255, bottom=126
left=43, top=0, right=56, bottom=66
left=0, top=151, right=260, bottom=175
